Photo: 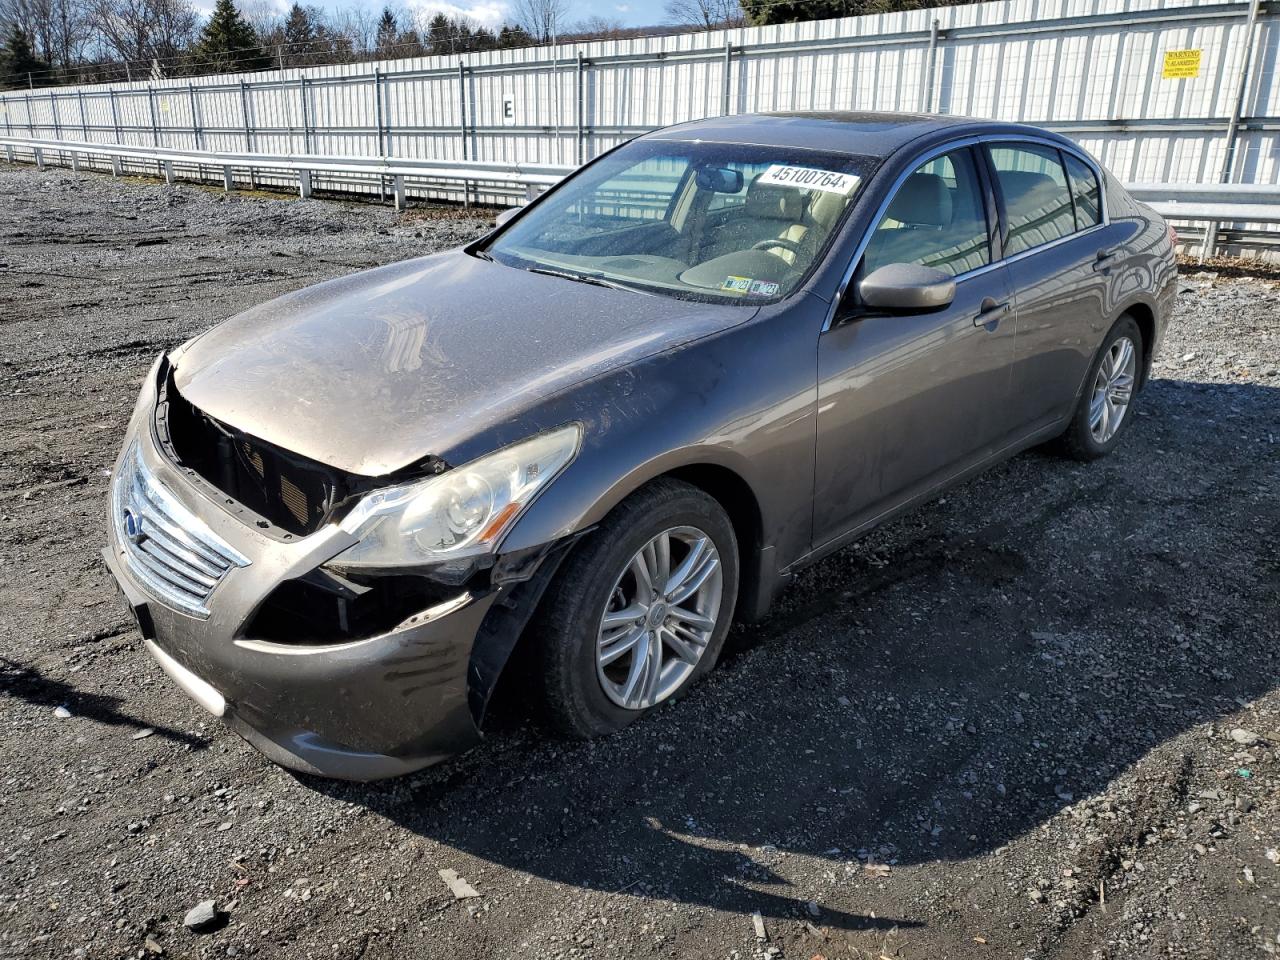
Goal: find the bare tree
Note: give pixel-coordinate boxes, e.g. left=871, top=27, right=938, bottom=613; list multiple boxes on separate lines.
left=568, top=14, right=624, bottom=39
left=93, top=0, right=198, bottom=65
left=511, top=0, right=568, bottom=43
left=664, top=0, right=744, bottom=30
left=329, top=4, right=378, bottom=58
left=0, top=0, right=96, bottom=69
left=236, top=0, right=282, bottom=42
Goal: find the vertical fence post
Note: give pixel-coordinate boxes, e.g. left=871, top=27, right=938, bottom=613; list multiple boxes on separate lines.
left=374, top=67, right=386, bottom=155
left=188, top=81, right=204, bottom=185
left=298, top=75, right=311, bottom=154
left=50, top=91, right=61, bottom=138
left=77, top=89, right=88, bottom=141
left=109, top=88, right=120, bottom=143
left=147, top=86, right=163, bottom=178
left=922, top=18, right=940, bottom=113
left=722, top=37, right=732, bottom=116
left=239, top=78, right=257, bottom=190
left=458, top=60, right=469, bottom=207
left=1207, top=0, right=1262, bottom=260
left=373, top=68, right=386, bottom=202
left=575, top=51, right=585, bottom=166
left=147, top=86, right=159, bottom=145
left=188, top=82, right=202, bottom=150
left=24, top=93, right=33, bottom=136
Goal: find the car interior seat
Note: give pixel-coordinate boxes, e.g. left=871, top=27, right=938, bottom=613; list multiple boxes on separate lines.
left=702, top=174, right=812, bottom=264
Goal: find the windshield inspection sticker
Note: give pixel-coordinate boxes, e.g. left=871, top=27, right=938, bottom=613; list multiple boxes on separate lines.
left=757, top=164, right=861, bottom=196
left=721, top=277, right=782, bottom=297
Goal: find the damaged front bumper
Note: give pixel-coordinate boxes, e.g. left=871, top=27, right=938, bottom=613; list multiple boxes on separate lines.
left=102, top=378, right=554, bottom=781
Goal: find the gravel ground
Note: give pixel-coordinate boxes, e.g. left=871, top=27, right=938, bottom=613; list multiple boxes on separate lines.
left=0, top=164, right=1277, bottom=960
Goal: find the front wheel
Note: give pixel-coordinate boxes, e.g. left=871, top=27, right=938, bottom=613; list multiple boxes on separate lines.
left=1055, top=315, right=1144, bottom=461
left=531, top=479, right=739, bottom=738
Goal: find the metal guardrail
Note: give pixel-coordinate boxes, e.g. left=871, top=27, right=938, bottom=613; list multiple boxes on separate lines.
left=5, top=136, right=1280, bottom=255
left=0, top=135, right=571, bottom=209
left=1128, top=182, right=1280, bottom=227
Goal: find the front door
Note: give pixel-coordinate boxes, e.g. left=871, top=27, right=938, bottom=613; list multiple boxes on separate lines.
left=813, top=145, right=1018, bottom=545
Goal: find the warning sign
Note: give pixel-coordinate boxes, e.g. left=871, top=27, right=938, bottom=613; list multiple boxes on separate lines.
left=1162, top=49, right=1201, bottom=79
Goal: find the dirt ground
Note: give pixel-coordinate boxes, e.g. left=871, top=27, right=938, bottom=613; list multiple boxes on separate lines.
left=0, top=164, right=1277, bottom=960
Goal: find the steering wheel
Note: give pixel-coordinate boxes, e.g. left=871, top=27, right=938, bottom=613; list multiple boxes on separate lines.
left=751, top=238, right=803, bottom=257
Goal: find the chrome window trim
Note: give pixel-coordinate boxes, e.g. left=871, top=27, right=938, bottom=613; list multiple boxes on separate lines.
left=822, top=133, right=1110, bottom=332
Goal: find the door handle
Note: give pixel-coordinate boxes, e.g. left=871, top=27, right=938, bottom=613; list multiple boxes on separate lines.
left=1093, top=247, right=1122, bottom=271
left=973, top=298, right=1010, bottom=329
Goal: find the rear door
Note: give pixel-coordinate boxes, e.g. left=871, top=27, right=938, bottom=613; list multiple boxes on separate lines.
left=983, top=142, right=1127, bottom=433
left=813, top=144, right=1018, bottom=545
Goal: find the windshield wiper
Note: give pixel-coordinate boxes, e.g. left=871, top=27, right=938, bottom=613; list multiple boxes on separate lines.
left=523, top=265, right=654, bottom=296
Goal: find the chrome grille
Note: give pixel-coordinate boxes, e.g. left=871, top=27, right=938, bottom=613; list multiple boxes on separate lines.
left=112, top=446, right=249, bottom=618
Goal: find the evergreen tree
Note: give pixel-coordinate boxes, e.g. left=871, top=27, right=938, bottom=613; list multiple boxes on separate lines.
left=283, top=4, right=316, bottom=46
left=0, top=25, right=50, bottom=89
left=280, top=3, right=319, bottom=64
left=193, top=0, right=270, bottom=72
left=497, top=23, right=534, bottom=48
left=426, top=13, right=453, bottom=54
left=375, top=7, right=398, bottom=53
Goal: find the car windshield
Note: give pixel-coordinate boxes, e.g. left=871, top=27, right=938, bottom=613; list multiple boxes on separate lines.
left=481, top=139, right=876, bottom=304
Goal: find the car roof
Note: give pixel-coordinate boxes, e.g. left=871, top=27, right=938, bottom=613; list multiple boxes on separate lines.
left=643, top=111, right=1028, bottom=158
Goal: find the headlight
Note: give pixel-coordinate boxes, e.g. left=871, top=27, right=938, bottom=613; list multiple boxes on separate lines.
left=330, top=424, right=581, bottom=572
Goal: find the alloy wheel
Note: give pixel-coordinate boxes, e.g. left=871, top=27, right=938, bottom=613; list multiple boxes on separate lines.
left=596, top=525, right=723, bottom=710
left=1089, top=335, right=1137, bottom=444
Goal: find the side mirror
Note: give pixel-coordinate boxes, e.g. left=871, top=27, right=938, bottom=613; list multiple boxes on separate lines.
left=858, top=263, right=956, bottom=312
left=494, top=206, right=521, bottom=228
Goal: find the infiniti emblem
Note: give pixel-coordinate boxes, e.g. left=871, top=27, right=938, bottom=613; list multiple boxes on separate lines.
left=122, top=508, right=146, bottom=545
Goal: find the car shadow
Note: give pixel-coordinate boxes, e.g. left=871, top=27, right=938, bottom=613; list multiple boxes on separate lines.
left=287, top=378, right=1280, bottom=932
left=0, top=656, right=209, bottom=749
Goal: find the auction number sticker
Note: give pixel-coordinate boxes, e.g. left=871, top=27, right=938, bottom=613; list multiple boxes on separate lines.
left=757, top=164, right=861, bottom=196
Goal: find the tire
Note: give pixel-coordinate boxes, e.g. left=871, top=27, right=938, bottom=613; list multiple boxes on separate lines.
left=1054, top=314, right=1144, bottom=462
left=531, top=478, right=739, bottom=739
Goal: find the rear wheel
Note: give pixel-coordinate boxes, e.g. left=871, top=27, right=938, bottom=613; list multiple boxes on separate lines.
left=1056, top=315, right=1143, bottom=461
left=532, top=479, right=739, bottom=738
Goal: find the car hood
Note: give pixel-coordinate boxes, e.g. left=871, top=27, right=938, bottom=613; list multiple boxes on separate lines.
left=173, top=251, right=753, bottom=476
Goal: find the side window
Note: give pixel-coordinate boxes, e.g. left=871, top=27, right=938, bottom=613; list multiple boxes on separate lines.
left=862, top=148, right=991, bottom=278
left=1063, top=153, right=1102, bottom=229
left=989, top=145, right=1077, bottom=256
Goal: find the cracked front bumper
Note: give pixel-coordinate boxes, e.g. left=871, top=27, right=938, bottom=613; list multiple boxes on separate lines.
left=103, top=417, right=503, bottom=781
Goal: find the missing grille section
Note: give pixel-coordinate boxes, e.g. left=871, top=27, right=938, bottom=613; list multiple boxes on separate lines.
left=244, top=572, right=461, bottom=645
left=157, top=371, right=350, bottom=537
